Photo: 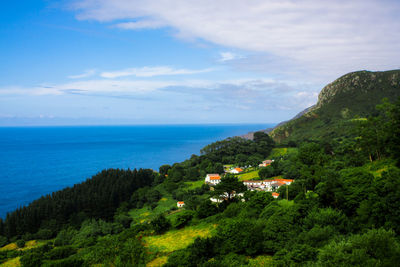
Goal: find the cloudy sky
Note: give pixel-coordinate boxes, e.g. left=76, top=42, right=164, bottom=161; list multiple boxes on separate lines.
left=1, top=0, right=399, bottom=125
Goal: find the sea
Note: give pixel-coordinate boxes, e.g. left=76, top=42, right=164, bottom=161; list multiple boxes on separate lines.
left=0, top=124, right=273, bottom=218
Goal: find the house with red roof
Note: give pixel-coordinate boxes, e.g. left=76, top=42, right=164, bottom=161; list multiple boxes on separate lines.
left=243, top=178, right=293, bottom=192
left=177, top=201, right=185, bottom=208
left=205, top=174, right=221, bottom=185
left=229, top=167, right=243, bottom=174
left=259, top=159, right=274, bottom=167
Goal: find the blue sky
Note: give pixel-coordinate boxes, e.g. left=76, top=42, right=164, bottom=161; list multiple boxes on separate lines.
left=1, top=0, right=399, bottom=125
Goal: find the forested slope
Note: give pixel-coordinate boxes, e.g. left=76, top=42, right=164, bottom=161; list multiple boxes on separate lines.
left=1, top=72, right=400, bottom=266
left=270, top=70, right=400, bottom=143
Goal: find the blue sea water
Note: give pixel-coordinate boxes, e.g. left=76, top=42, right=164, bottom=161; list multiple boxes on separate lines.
left=0, top=124, right=273, bottom=218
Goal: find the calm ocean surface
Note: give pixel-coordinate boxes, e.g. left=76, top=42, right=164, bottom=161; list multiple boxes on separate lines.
left=0, top=124, right=272, bottom=218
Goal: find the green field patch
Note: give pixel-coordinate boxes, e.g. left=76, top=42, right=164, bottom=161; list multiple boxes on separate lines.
left=129, top=194, right=177, bottom=223
left=237, top=170, right=259, bottom=181
left=143, top=223, right=217, bottom=253
left=0, top=240, right=45, bottom=252
left=247, top=255, right=273, bottom=266
left=184, top=180, right=204, bottom=190
left=146, top=256, right=168, bottom=267
left=0, top=256, right=20, bottom=267
left=270, top=147, right=298, bottom=158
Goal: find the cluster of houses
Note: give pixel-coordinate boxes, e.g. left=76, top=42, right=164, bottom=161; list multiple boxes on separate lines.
left=204, top=172, right=293, bottom=200
left=242, top=178, right=293, bottom=192
left=178, top=159, right=290, bottom=206
left=259, top=159, right=274, bottom=167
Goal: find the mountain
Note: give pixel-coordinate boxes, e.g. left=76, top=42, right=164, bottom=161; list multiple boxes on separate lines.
left=269, top=69, right=400, bottom=143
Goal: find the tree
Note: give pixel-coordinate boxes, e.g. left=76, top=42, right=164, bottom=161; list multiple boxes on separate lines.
left=317, top=228, right=400, bottom=266
left=174, top=210, right=195, bottom=228
left=212, top=175, right=247, bottom=203
left=150, top=214, right=171, bottom=234
left=196, top=200, right=218, bottom=219
left=159, top=164, right=171, bottom=176
left=0, top=236, right=7, bottom=248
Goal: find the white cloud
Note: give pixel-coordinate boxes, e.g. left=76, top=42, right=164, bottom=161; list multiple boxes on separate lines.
left=113, top=20, right=166, bottom=30
left=68, top=69, right=96, bottom=79
left=100, top=66, right=214, bottom=78
left=72, top=0, right=400, bottom=81
left=0, top=78, right=317, bottom=109
left=218, top=52, right=242, bottom=62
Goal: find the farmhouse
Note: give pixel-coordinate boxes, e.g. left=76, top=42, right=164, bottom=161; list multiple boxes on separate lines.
left=205, top=174, right=221, bottom=185
left=259, top=159, right=274, bottom=167
left=243, top=178, right=293, bottom=192
left=229, top=167, right=243, bottom=174
left=177, top=201, right=185, bottom=208
left=210, top=192, right=244, bottom=203
left=272, top=192, right=280, bottom=198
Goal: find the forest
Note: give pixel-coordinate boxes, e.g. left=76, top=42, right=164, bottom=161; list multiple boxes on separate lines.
left=0, top=97, right=400, bottom=266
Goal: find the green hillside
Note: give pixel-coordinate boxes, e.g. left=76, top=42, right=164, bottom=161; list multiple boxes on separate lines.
left=1, top=70, right=400, bottom=266
left=270, top=70, right=400, bottom=143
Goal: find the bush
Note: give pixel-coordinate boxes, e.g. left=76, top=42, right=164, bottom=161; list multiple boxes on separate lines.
left=35, top=228, right=54, bottom=240
left=20, top=251, right=43, bottom=267
left=150, top=214, right=171, bottom=234
left=0, top=236, right=7, bottom=248
left=114, top=214, right=133, bottom=229
left=45, top=246, right=77, bottom=260
left=317, top=228, right=400, bottom=266
left=54, top=228, right=78, bottom=247
left=174, top=211, right=195, bottom=228
left=42, top=257, right=84, bottom=267
left=16, top=239, right=25, bottom=248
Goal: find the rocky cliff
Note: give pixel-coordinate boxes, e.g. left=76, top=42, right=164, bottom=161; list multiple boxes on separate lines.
left=268, top=69, right=400, bottom=143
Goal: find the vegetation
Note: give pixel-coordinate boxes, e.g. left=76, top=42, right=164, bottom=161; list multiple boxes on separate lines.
left=271, top=70, right=400, bottom=144
left=1, top=75, right=400, bottom=265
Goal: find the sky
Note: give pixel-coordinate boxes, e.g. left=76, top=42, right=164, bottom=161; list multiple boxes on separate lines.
left=1, top=0, right=399, bottom=126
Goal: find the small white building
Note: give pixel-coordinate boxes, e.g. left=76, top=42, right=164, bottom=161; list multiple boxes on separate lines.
left=243, top=178, right=293, bottom=191
left=259, top=159, right=274, bottom=167
left=229, top=167, right=243, bottom=174
left=262, top=179, right=293, bottom=191
left=210, top=197, right=223, bottom=203
left=272, top=192, right=280, bottom=199
left=205, top=174, right=221, bottom=185
left=177, top=201, right=185, bottom=208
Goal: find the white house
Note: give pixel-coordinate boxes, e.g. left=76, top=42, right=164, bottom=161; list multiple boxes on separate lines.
left=177, top=201, right=185, bottom=208
left=272, top=192, right=280, bottom=199
left=210, top=192, right=244, bottom=203
left=210, top=197, right=223, bottom=203
left=205, top=174, right=221, bottom=185
left=229, top=167, right=243, bottom=174
left=259, top=159, right=274, bottom=167
left=243, top=178, right=293, bottom=191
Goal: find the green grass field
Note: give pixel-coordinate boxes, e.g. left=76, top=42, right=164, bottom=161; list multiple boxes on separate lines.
left=237, top=170, right=259, bottom=181
left=184, top=180, right=204, bottom=190
left=143, top=223, right=217, bottom=254
left=247, top=255, right=273, bottom=266
left=270, top=147, right=298, bottom=158
left=0, top=256, right=20, bottom=267
left=129, top=194, right=177, bottom=223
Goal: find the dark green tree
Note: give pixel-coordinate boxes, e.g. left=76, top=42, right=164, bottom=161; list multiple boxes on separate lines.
left=150, top=214, right=171, bottom=234
left=212, top=175, right=247, bottom=203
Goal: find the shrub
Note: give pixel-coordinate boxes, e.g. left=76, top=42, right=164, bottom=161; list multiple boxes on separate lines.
left=150, top=214, right=171, bottom=234
left=45, top=246, right=77, bottom=260
left=35, top=228, right=53, bottom=240
left=174, top=211, right=195, bottom=228
left=0, top=236, right=7, bottom=248
left=16, top=239, right=25, bottom=248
